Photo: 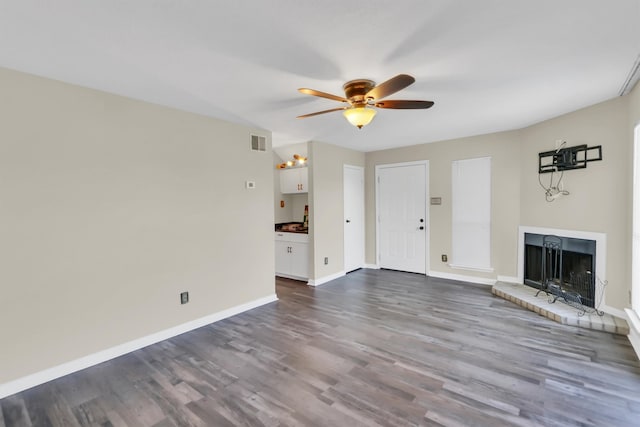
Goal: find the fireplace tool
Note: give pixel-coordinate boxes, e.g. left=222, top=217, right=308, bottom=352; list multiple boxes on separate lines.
left=536, top=235, right=563, bottom=298
left=536, top=235, right=604, bottom=316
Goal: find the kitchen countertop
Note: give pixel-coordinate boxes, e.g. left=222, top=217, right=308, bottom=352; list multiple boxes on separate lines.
left=275, top=222, right=308, bottom=234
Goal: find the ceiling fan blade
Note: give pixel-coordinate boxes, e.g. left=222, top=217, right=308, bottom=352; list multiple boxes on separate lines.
left=374, top=100, right=434, bottom=109
left=298, top=88, right=348, bottom=103
left=366, top=74, right=415, bottom=100
left=297, top=106, right=348, bottom=119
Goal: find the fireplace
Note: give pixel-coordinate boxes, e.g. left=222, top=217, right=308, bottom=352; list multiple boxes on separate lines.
left=517, top=226, right=607, bottom=309
left=524, top=233, right=596, bottom=307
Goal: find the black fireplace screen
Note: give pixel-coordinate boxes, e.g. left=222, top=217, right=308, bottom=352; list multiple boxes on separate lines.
left=524, top=234, right=596, bottom=308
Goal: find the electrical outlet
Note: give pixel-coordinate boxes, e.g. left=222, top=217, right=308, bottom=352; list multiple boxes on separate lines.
left=180, top=292, right=189, bottom=304
left=441, top=254, right=448, bottom=262
left=324, top=257, right=329, bottom=265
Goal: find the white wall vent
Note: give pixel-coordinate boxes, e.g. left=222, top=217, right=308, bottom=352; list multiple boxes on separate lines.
left=250, top=134, right=266, bottom=152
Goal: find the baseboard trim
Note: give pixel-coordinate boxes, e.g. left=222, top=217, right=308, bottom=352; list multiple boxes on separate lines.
left=308, top=271, right=345, bottom=287
left=624, top=309, right=640, bottom=361
left=497, top=275, right=520, bottom=284
left=601, top=304, right=626, bottom=319
left=365, top=264, right=380, bottom=269
left=428, top=270, right=496, bottom=286
left=276, top=273, right=308, bottom=281
left=448, top=264, right=494, bottom=274
left=0, top=293, right=278, bottom=399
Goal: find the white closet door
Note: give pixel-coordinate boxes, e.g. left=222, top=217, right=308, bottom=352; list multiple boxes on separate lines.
left=344, top=165, right=365, bottom=273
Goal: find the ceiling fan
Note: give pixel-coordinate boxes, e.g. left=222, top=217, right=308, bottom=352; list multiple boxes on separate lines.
left=297, top=74, right=434, bottom=129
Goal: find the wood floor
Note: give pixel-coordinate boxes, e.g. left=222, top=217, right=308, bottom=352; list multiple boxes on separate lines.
left=2, top=269, right=640, bottom=426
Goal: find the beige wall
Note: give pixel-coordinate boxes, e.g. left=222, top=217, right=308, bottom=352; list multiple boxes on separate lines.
left=289, top=194, right=309, bottom=223
left=4, top=61, right=639, bottom=388
left=365, top=92, right=638, bottom=312
left=308, top=141, right=365, bottom=280
left=365, top=132, right=522, bottom=279
left=630, top=81, right=640, bottom=124
left=0, top=68, right=275, bottom=384
left=520, top=97, right=631, bottom=309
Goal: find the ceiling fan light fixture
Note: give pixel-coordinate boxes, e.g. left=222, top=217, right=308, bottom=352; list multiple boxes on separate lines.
left=343, top=106, right=377, bottom=129
left=297, top=74, right=432, bottom=126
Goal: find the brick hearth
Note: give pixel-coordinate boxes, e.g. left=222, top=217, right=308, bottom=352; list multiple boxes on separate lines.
left=492, top=281, right=629, bottom=335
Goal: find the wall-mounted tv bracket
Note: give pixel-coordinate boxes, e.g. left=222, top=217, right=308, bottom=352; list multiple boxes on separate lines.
left=538, top=144, right=602, bottom=174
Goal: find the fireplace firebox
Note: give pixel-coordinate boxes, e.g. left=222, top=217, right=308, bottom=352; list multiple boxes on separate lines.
left=524, top=233, right=596, bottom=307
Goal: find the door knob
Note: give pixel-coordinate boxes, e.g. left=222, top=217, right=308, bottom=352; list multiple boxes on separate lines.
left=420, top=218, right=424, bottom=223
left=346, top=219, right=351, bottom=223
left=419, top=226, right=424, bottom=230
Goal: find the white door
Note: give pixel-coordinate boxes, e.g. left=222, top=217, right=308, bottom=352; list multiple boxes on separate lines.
left=344, top=165, right=365, bottom=273
left=376, top=162, right=428, bottom=274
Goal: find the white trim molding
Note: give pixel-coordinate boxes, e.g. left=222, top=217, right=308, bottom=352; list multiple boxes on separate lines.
left=365, top=264, right=380, bottom=270
left=619, top=54, right=640, bottom=96
left=0, top=294, right=278, bottom=399
left=600, top=305, right=627, bottom=320
left=428, top=270, right=496, bottom=286
left=625, top=309, right=640, bottom=361
left=497, top=275, right=520, bottom=284
left=276, top=273, right=308, bottom=281
left=448, top=264, right=494, bottom=274
left=308, top=271, right=345, bottom=287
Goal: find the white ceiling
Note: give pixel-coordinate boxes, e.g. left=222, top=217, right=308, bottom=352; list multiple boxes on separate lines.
left=1, top=1, right=639, bottom=151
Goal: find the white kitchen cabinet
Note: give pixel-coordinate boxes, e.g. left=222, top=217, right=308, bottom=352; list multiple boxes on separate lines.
left=275, top=232, right=309, bottom=280
left=275, top=240, right=290, bottom=275
left=280, top=167, right=308, bottom=193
